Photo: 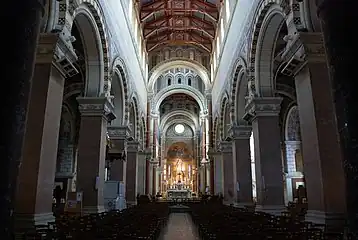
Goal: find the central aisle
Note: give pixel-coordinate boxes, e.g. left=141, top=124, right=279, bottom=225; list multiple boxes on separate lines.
left=159, top=213, right=200, bottom=240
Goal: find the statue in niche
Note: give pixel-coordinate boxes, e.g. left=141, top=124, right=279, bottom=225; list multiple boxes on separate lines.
left=165, top=50, right=169, bottom=60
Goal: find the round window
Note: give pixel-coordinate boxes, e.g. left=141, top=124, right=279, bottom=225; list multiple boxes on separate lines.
left=174, top=124, right=185, bottom=134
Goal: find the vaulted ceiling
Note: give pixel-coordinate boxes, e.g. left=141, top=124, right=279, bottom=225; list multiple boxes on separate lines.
left=137, top=0, right=222, bottom=54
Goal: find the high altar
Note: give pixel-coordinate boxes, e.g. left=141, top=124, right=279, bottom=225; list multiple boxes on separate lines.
left=163, top=153, right=196, bottom=199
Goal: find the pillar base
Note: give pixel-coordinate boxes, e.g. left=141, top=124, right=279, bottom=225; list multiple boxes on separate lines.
left=14, top=212, right=55, bottom=231
left=305, top=210, right=346, bottom=229
left=255, top=205, right=286, bottom=216
left=83, top=206, right=106, bottom=215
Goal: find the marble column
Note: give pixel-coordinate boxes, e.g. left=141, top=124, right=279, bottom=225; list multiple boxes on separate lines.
left=2, top=1, right=44, bottom=236
left=14, top=33, right=64, bottom=229
left=209, top=150, right=223, bottom=195
left=316, top=0, right=356, bottom=232
left=126, top=141, right=140, bottom=205
left=219, top=141, right=236, bottom=204
left=76, top=97, right=114, bottom=214
left=107, top=126, right=130, bottom=183
left=295, top=32, right=346, bottom=226
left=244, top=97, right=285, bottom=215
left=229, top=125, right=253, bottom=207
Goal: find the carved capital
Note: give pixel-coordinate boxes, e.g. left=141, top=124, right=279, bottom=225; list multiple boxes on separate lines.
left=219, top=141, right=232, bottom=153
left=77, top=97, right=115, bottom=120
left=300, top=32, right=326, bottom=63
left=126, top=141, right=140, bottom=153
left=229, top=125, right=252, bottom=140
left=107, top=126, right=131, bottom=140
left=244, top=97, right=282, bottom=122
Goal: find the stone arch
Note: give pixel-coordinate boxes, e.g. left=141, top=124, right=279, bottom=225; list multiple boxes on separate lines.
left=213, top=116, right=220, bottom=147
left=112, top=57, right=130, bottom=123
left=230, top=57, right=248, bottom=124
left=248, top=1, right=286, bottom=97
left=285, top=105, right=301, bottom=141
left=163, top=119, right=196, bottom=137
left=63, top=83, right=84, bottom=100
left=160, top=110, right=199, bottom=131
left=71, top=0, right=110, bottom=96
left=148, top=59, right=211, bottom=92
left=42, top=0, right=67, bottom=33
left=129, top=96, right=140, bottom=139
left=153, top=85, right=206, bottom=113
left=219, top=94, right=230, bottom=140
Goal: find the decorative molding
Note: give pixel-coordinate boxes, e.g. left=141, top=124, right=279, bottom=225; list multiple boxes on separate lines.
left=244, top=97, right=283, bottom=122
left=107, top=126, right=131, bottom=139
left=77, top=97, right=115, bottom=120
left=126, top=141, right=140, bottom=153
left=219, top=141, right=232, bottom=153
left=228, top=125, right=252, bottom=140
left=36, top=33, right=59, bottom=63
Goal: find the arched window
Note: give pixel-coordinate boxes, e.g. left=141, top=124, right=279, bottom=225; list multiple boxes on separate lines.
left=188, top=78, right=192, bottom=86
left=168, top=78, right=171, bottom=86
left=178, top=78, right=182, bottom=84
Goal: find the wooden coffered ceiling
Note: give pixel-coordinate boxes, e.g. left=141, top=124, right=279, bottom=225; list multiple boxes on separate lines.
left=137, top=0, right=222, bottom=53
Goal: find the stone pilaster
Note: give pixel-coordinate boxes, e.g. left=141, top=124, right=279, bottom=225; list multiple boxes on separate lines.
left=244, top=97, right=285, bottom=215
left=14, top=33, right=65, bottom=230
left=295, top=32, right=347, bottom=227
left=107, top=126, right=130, bottom=183
left=76, top=97, right=114, bottom=214
left=219, top=141, right=236, bottom=204
left=208, top=149, right=223, bottom=195
left=126, top=141, right=140, bottom=205
left=229, top=125, right=254, bottom=207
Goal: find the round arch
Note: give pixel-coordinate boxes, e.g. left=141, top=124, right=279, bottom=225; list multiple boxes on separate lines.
left=248, top=1, right=286, bottom=97
left=162, top=119, right=196, bottom=137
left=63, top=83, right=84, bottom=100
left=230, top=57, right=248, bottom=125
left=71, top=0, right=110, bottom=96
left=153, top=85, right=206, bottom=113
left=285, top=105, right=301, bottom=141
left=112, top=57, right=130, bottom=124
left=160, top=110, right=199, bottom=131
left=129, top=96, right=140, bottom=139
left=219, top=94, right=230, bottom=139
left=148, top=60, right=211, bottom=92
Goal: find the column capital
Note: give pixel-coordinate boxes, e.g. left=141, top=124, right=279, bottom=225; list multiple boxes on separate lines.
left=244, top=97, right=283, bottom=122
left=299, top=32, right=326, bottom=63
left=207, top=149, right=221, bottom=157
left=107, top=125, right=131, bottom=140
left=228, top=125, right=252, bottom=140
left=77, top=97, right=116, bottom=121
left=219, top=141, right=232, bottom=153
left=126, top=141, right=140, bottom=153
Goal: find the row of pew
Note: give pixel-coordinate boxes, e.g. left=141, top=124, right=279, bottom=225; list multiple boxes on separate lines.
left=23, top=203, right=169, bottom=239
left=188, top=202, right=347, bottom=239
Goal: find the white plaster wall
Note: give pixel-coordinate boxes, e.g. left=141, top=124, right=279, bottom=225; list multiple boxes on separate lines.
left=211, top=0, right=254, bottom=113
left=100, top=0, right=147, bottom=110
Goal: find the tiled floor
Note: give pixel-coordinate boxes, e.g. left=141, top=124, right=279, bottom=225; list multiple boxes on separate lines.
left=159, top=213, right=200, bottom=240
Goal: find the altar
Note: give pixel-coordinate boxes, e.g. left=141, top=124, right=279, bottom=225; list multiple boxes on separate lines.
left=166, top=182, right=192, bottom=200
